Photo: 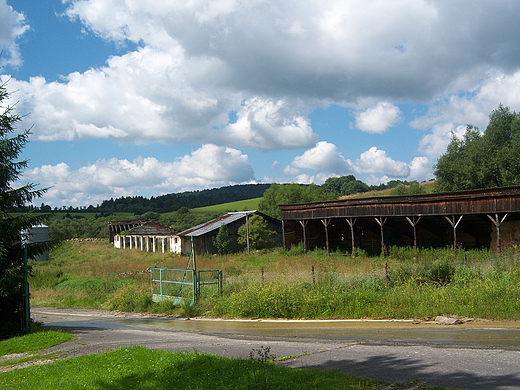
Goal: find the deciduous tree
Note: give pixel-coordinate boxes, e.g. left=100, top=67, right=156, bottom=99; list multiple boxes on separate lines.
left=258, top=183, right=334, bottom=218
left=435, top=105, right=520, bottom=191
left=237, top=214, right=275, bottom=250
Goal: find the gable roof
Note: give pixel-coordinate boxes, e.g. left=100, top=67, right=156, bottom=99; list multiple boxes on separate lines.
left=126, top=221, right=177, bottom=236
left=179, top=211, right=257, bottom=237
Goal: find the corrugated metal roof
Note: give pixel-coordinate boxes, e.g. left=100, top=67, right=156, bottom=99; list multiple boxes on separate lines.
left=127, top=221, right=177, bottom=236
left=179, top=211, right=257, bottom=237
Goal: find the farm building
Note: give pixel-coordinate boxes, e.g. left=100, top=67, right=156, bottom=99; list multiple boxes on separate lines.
left=178, top=211, right=282, bottom=255
left=113, top=221, right=180, bottom=253
left=279, top=186, right=520, bottom=254
left=109, top=219, right=148, bottom=243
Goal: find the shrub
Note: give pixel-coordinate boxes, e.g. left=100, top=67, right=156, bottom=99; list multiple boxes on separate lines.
left=106, top=283, right=153, bottom=312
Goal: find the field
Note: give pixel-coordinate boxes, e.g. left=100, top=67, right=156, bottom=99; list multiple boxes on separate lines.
left=29, top=240, right=520, bottom=320
left=190, top=197, right=262, bottom=214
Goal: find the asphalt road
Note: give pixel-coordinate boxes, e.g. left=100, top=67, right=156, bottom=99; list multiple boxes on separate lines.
left=32, top=307, right=520, bottom=390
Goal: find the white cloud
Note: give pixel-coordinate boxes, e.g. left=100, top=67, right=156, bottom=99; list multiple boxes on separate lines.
left=418, top=123, right=469, bottom=161
left=213, top=97, right=317, bottom=150
left=355, top=102, right=403, bottom=134
left=21, top=144, right=255, bottom=207
left=64, top=0, right=520, bottom=99
left=286, top=142, right=418, bottom=181
left=407, top=156, right=433, bottom=182
left=4, top=0, right=520, bottom=150
left=354, top=147, right=410, bottom=177
left=6, top=0, right=520, bottom=207
left=0, top=0, right=29, bottom=67
left=291, top=141, right=354, bottom=174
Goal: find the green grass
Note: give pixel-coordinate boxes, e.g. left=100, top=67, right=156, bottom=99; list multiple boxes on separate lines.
left=0, top=345, right=407, bottom=390
left=0, top=330, right=76, bottom=371
left=29, top=241, right=520, bottom=320
left=190, top=197, right=262, bottom=214
left=0, top=331, right=74, bottom=356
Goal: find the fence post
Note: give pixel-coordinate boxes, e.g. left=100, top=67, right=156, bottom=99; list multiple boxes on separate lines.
left=312, top=266, right=315, bottom=285
left=384, top=262, right=390, bottom=286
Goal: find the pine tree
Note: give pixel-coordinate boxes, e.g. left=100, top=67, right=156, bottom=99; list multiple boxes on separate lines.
left=0, top=80, right=48, bottom=337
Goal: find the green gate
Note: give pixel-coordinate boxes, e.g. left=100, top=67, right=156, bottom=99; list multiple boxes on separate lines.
left=150, top=267, right=223, bottom=306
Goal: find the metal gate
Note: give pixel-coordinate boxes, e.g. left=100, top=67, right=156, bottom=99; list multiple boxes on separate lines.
left=150, top=266, right=222, bottom=306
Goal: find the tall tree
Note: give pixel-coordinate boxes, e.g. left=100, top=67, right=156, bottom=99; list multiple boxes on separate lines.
left=322, top=175, right=369, bottom=196
left=0, top=80, right=47, bottom=337
left=237, top=214, right=275, bottom=250
left=212, top=224, right=231, bottom=255
left=434, top=105, right=520, bottom=191
left=258, top=183, right=335, bottom=218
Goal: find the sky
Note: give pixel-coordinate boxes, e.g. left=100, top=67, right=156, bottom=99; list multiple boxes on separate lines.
left=2, top=1, right=520, bottom=208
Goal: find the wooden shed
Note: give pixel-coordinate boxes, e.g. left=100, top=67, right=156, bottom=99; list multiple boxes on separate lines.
left=279, top=186, right=520, bottom=254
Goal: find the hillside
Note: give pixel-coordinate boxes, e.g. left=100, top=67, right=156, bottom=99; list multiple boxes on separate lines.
left=94, top=184, right=271, bottom=214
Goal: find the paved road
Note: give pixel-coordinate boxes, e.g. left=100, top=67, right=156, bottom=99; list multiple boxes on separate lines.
left=33, top=308, right=520, bottom=390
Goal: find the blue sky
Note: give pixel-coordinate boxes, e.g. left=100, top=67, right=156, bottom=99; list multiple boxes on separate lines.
left=2, top=0, right=520, bottom=207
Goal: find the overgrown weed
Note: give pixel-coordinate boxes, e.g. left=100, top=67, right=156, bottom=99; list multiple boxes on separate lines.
left=30, top=241, right=520, bottom=320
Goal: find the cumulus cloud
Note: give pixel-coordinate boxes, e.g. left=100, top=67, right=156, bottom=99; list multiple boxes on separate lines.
left=354, top=147, right=410, bottom=177
left=355, top=102, right=403, bottom=134
left=5, top=1, right=520, bottom=150
left=0, top=0, right=29, bottom=67
left=418, top=123, right=469, bottom=161
left=213, top=97, right=317, bottom=150
left=291, top=141, right=354, bottom=174
left=6, top=0, right=520, bottom=207
left=286, top=142, right=416, bottom=181
left=64, top=0, right=520, bottom=100
left=21, top=144, right=255, bottom=207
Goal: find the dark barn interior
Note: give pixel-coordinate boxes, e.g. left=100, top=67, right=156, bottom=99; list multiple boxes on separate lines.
left=280, top=187, right=520, bottom=254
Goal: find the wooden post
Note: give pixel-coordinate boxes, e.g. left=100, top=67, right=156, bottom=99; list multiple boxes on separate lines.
left=405, top=216, right=421, bottom=248
left=299, top=220, right=308, bottom=253
left=282, top=220, right=286, bottom=249
left=321, top=219, right=331, bottom=255
left=374, top=217, right=388, bottom=256
left=345, top=217, right=357, bottom=256
left=487, top=213, right=508, bottom=253
left=312, top=265, right=315, bottom=285
left=445, top=215, right=463, bottom=251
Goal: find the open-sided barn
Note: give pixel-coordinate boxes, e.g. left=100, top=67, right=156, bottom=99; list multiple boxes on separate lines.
left=178, top=211, right=282, bottom=255
left=279, top=186, right=520, bottom=254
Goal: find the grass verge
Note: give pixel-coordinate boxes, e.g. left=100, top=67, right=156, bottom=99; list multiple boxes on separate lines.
left=0, top=331, right=75, bottom=371
left=0, top=344, right=445, bottom=390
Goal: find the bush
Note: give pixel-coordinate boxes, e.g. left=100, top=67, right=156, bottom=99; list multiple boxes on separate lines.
left=106, top=283, right=153, bottom=312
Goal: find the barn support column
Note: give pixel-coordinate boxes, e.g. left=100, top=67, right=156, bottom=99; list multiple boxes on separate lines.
left=282, top=220, right=286, bottom=249
left=321, top=219, right=331, bottom=255
left=374, top=217, right=388, bottom=256
left=345, top=217, right=357, bottom=256
left=162, top=237, right=166, bottom=253
left=445, top=215, right=463, bottom=250
left=405, top=216, right=421, bottom=248
left=152, top=237, right=156, bottom=252
left=299, top=220, right=308, bottom=253
left=487, top=213, right=508, bottom=252
left=140, top=237, right=143, bottom=251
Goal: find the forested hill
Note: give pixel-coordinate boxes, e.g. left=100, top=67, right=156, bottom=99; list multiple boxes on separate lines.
left=95, top=183, right=271, bottom=214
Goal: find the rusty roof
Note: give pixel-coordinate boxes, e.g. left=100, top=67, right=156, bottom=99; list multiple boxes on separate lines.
left=179, top=211, right=257, bottom=237
left=126, top=221, right=177, bottom=236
